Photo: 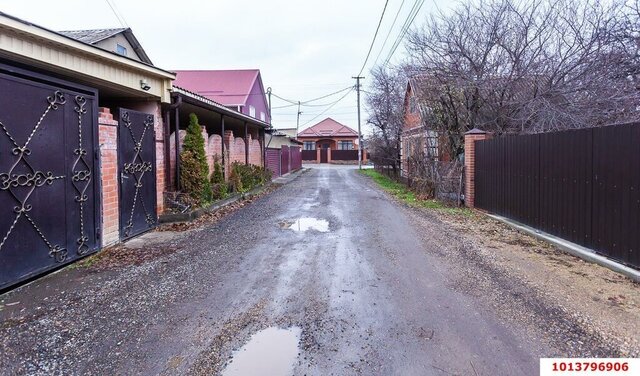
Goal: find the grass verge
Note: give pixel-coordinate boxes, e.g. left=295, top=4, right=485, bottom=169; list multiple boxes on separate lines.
left=358, top=169, right=471, bottom=215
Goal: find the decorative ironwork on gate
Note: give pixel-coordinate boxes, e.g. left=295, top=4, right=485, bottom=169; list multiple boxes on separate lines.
left=0, top=66, right=100, bottom=291
left=0, top=91, right=68, bottom=262
left=118, top=109, right=157, bottom=239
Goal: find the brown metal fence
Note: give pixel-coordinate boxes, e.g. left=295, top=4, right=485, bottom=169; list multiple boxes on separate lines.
left=302, top=150, right=316, bottom=161
left=475, top=123, right=640, bottom=268
left=331, top=150, right=358, bottom=160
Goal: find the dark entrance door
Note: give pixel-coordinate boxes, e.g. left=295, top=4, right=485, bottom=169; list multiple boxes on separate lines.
left=117, top=108, right=157, bottom=240
left=320, top=148, right=328, bottom=163
left=0, top=66, right=100, bottom=290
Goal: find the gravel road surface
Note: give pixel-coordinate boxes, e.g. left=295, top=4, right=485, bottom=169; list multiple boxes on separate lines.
left=1, top=165, right=633, bottom=375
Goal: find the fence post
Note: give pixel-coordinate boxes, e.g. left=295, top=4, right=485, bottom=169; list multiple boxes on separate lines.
left=464, top=128, right=490, bottom=208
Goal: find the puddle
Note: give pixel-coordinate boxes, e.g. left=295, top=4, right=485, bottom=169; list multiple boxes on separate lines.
left=222, top=326, right=302, bottom=376
left=281, top=217, right=329, bottom=232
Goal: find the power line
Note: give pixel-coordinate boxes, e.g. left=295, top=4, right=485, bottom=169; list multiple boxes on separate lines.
left=301, top=86, right=352, bottom=104
left=358, top=0, right=390, bottom=76
left=104, top=0, right=128, bottom=27
left=272, top=92, right=299, bottom=104
left=270, top=86, right=352, bottom=108
left=372, top=0, right=407, bottom=67
left=300, top=87, right=355, bottom=128
left=383, top=0, right=426, bottom=66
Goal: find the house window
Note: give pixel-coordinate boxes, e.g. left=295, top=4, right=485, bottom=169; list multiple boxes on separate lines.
left=249, top=105, right=256, bottom=118
left=304, top=141, right=315, bottom=150
left=337, top=141, right=353, bottom=150
left=260, top=112, right=266, bottom=122
left=116, top=44, right=127, bottom=56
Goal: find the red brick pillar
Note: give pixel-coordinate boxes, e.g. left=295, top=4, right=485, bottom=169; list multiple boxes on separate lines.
left=316, top=148, right=321, bottom=163
left=327, top=148, right=332, bottom=164
left=223, top=130, right=234, bottom=179
left=98, top=107, right=119, bottom=246
left=464, top=128, right=490, bottom=208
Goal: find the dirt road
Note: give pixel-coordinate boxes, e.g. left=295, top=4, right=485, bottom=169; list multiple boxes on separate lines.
left=1, top=166, right=636, bottom=375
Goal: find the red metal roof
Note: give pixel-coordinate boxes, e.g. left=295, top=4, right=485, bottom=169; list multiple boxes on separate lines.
left=173, top=69, right=260, bottom=106
left=298, top=118, right=358, bottom=138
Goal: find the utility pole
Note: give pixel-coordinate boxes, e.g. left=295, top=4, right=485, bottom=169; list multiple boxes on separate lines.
left=266, top=87, right=272, bottom=127
left=296, top=101, right=302, bottom=135
left=352, top=76, right=364, bottom=169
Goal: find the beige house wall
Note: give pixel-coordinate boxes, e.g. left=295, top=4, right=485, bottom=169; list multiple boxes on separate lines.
left=267, top=135, right=301, bottom=149
left=93, top=34, right=141, bottom=62
left=0, top=15, right=174, bottom=102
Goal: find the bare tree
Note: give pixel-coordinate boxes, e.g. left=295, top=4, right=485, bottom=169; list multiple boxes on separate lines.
left=365, top=66, right=406, bottom=173
left=404, top=0, right=639, bottom=146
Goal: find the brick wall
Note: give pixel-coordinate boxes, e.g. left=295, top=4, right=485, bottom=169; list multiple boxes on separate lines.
left=249, top=136, right=262, bottom=166
left=98, top=107, right=119, bottom=247
left=169, top=127, right=263, bottom=185
left=230, top=135, right=247, bottom=164
left=208, top=134, right=223, bottom=174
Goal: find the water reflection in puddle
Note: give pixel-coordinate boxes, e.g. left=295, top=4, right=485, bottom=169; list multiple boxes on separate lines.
left=222, top=326, right=302, bottom=376
left=287, top=217, right=329, bottom=232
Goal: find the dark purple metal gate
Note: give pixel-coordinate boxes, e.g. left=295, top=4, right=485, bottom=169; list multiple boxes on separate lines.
left=265, top=148, right=281, bottom=177
left=290, top=146, right=302, bottom=171
left=117, top=108, right=157, bottom=240
left=281, top=145, right=290, bottom=175
left=475, top=123, right=640, bottom=268
left=0, top=65, right=100, bottom=290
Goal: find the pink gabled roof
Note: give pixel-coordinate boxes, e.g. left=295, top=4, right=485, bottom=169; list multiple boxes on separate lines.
left=298, top=118, right=358, bottom=138
left=173, top=69, right=261, bottom=106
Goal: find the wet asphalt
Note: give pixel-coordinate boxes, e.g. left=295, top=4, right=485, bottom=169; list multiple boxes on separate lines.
left=0, top=166, right=553, bottom=375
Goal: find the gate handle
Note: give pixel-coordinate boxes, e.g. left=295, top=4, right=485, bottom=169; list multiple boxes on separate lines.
left=120, top=172, right=129, bottom=184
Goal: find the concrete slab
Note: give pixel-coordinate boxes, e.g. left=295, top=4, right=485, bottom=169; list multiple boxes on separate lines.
left=123, top=231, right=183, bottom=249
left=487, top=214, right=640, bottom=283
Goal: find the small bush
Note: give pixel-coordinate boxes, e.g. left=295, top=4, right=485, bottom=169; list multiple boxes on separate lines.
left=180, top=113, right=211, bottom=205
left=228, top=162, right=271, bottom=193
left=210, top=158, right=228, bottom=200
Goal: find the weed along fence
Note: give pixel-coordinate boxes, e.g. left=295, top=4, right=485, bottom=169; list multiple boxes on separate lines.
left=468, top=123, right=640, bottom=269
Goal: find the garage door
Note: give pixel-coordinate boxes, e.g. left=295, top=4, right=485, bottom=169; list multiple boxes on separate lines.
left=0, top=66, right=100, bottom=290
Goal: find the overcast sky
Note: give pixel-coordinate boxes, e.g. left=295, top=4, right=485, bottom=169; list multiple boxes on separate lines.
left=1, top=0, right=450, bottom=132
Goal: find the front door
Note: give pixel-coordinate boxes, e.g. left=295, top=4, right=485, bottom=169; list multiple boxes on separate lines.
left=117, top=108, right=157, bottom=240
left=320, top=148, right=328, bottom=163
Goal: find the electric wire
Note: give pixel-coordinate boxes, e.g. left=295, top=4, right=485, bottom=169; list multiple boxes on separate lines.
left=357, top=0, right=390, bottom=76
left=299, top=87, right=355, bottom=128
left=382, top=0, right=426, bottom=66
left=372, top=0, right=407, bottom=67
left=104, top=0, right=128, bottom=27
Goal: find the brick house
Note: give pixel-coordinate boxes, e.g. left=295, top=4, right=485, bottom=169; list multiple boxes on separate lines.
left=0, top=13, right=175, bottom=289
left=0, top=13, right=272, bottom=290
left=400, top=76, right=452, bottom=178
left=298, top=118, right=366, bottom=164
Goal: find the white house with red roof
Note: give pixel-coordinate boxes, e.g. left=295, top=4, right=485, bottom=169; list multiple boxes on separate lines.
left=173, top=69, right=270, bottom=124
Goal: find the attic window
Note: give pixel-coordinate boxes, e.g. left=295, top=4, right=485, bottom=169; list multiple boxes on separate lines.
left=116, top=44, right=127, bottom=56
left=249, top=105, right=256, bottom=118
left=260, top=112, right=266, bottom=122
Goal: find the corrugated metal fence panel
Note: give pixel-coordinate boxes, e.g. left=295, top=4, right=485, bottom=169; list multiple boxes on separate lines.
left=592, top=124, right=640, bottom=266
left=475, top=123, right=640, bottom=268
left=301, top=150, right=316, bottom=161
left=265, top=148, right=281, bottom=178
left=331, top=150, right=358, bottom=160
left=290, top=146, right=302, bottom=171
left=281, top=145, right=290, bottom=175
